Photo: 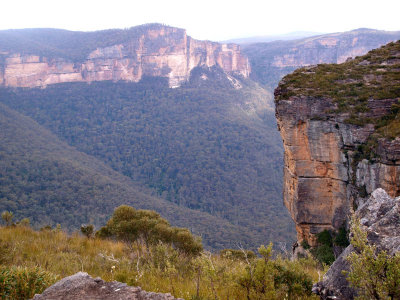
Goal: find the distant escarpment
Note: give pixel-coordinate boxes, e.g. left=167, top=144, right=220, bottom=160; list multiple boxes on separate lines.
left=275, top=40, right=400, bottom=245
left=245, top=28, right=400, bottom=88
left=0, top=24, right=250, bottom=88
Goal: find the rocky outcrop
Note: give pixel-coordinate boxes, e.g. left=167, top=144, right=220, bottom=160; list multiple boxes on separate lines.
left=0, top=25, right=250, bottom=88
left=32, top=272, right=182, bottom=300
left=313, top=188, right=400, bottom=299
left=275, top=41, right=400, bottom=245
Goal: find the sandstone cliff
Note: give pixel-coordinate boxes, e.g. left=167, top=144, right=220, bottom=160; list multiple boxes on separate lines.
left=0, top=24, right=250, bottom=88
left=275, top=40, right=400, bottom=245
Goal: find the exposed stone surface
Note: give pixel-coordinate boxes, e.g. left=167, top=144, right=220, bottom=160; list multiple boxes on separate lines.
left=275, top=41, right=400, bottom=245
left=313, top=188, right=400, bottom=299
left=32, top=272, right=182, bottom=300
left=0, top=25, right=250, bottom=88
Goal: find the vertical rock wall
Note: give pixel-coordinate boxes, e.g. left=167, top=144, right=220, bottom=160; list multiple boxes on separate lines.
left=0, top=26, right=250, bottom=88
left=276, top=94, right=400, bottom=245
left=275, top=42, right=400, bottom=245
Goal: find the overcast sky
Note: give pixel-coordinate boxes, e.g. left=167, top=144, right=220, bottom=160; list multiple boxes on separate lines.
left=2, top=0, right=400, bottom=41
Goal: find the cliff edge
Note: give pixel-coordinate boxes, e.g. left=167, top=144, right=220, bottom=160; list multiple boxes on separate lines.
left=275, top=40, right=400, bottom=245
left=0, top=24, right=250, bottom=88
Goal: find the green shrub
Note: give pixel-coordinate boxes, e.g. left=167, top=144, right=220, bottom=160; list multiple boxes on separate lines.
left=317, top=230, right=333, bottom=247
left=310, top=230, right=335, bottom=265
left=301, top=240, right=311, bottom=250
left=219, top=248, right=256, bottom=261
left=237, top=243, right=314, bottom=299
left=346, top=217, right=400, bottom=299
left=310, top=244, right=335, bottom=266
left=1, top=211, right=13, bottom=227
left=333, top=226, right=350, bottom=248
left=0, top=266, right=58, bottom=299
left=273, top=264, right=313, bottom=298
left=97, top=205, right=203, bottom=256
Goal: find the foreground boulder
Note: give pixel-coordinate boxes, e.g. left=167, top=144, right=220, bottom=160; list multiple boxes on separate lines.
left=313, top=188, right=400, bottom=299
left=32, top=272, right=182, bottom=300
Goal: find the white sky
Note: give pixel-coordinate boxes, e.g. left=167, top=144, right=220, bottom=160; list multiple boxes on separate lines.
left=2, top=0, right=400, bottom=41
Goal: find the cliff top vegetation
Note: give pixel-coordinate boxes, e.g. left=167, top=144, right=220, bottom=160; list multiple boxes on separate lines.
left=276, top=40, right=400, bottom=139
left=0, top=23, right=182, bottom=62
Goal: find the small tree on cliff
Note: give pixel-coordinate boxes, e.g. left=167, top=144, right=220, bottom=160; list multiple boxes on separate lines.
left=345, top=217, right=400, bottom=300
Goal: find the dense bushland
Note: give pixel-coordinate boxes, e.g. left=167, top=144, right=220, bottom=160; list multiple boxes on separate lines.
left=0, top=102, right=261, bottom=250
left=0, top=73, right=295, bottom=249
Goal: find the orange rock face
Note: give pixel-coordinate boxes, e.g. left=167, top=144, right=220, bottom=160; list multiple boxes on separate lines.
left=275, top=97, right=400, bottom=246
left=276, top=97, right=351, bottom=245
left=0, top=26, right=250, bottom=88
left=275, top=41, right=400, bottom=245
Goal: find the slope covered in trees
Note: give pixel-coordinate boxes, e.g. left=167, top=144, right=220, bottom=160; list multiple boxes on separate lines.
left=0, top=102, right=286, bottom=249
left=0, top=69, right=295, bottom=249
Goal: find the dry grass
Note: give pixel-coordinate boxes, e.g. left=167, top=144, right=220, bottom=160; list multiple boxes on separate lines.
left=0, top=225, right=322, bottom=299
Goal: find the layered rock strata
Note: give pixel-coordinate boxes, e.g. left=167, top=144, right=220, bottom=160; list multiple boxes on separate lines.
left=275, top=41, right=400, bottom=245
left=0, top=25, right=250, bottom=88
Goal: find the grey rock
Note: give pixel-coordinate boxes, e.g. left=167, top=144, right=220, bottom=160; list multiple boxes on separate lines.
left=32, top=272, right=183, bottom=300
left=313, top=188, right=400, bottom=299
